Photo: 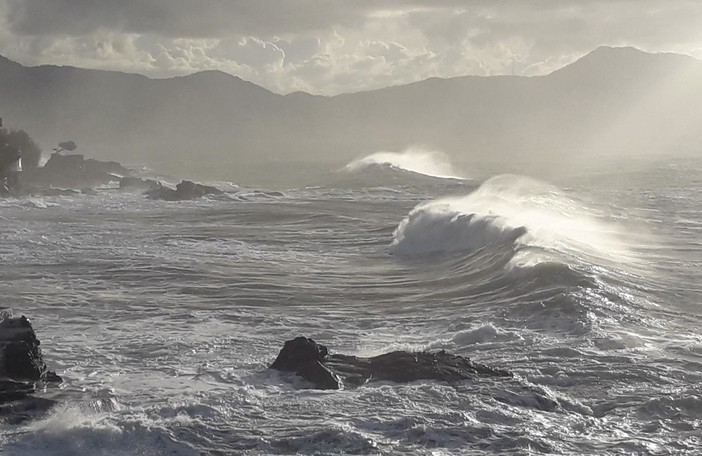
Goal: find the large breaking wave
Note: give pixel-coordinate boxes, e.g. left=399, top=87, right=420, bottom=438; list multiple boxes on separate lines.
left=390, top=174, right=631, bottom=269
left=388, top=174, right=657, bottom=341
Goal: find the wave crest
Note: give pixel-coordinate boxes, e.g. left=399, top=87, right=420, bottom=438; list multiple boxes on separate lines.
left=390, top=205, right=526, bottom=255
left=390, top=174, right=630, bottom=267
left=345, top=147, right=463, bottom=179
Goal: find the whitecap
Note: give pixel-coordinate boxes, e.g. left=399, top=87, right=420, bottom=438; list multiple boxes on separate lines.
left=390, top=174, right=635, bottom=271
left=345, top=146, right=464, bottom=179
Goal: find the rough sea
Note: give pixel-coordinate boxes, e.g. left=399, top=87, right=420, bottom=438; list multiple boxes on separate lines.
left=1, top=151, right=701, bottom=455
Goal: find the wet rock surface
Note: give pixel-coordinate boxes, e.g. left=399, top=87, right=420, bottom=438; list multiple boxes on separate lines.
left=270, top=336, right=512, bottom=390
left=0, top=315, right=62, bottom=422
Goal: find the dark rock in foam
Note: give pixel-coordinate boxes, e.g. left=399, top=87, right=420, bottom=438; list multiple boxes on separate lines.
left=270, top=336, right=511, bottom=390
left=0, top=315, right=62, bottom=404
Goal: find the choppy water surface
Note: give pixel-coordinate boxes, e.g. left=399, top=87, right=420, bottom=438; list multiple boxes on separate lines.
left=1, top=156, right=701, bottom=455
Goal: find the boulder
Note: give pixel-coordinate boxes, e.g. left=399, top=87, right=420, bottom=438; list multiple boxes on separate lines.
left=270, top=336, right=511, bottom=390
left=146, top=180, right=223, bottom=201
left=0, top=315, right=62, bottom=403
left=270, top=337, right=341, bottom=389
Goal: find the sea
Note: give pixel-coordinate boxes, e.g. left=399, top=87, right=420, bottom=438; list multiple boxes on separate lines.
left=0, top=150, right=701, bottom=455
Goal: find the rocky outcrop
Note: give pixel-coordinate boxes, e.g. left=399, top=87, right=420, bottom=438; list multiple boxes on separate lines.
left=146, top=180, right=223, bottom=201
left=20, top=152, right=130, bottom=190
left=1, top=315, right=62, bottom=403
left=270, top=336, right=511, bottom=390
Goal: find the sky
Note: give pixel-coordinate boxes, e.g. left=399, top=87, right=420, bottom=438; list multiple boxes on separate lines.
left=1, top=0, right=701, bottom=96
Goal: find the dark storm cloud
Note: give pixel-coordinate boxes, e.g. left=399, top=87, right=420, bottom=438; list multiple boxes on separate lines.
left=1, top=0, right=701, bottom=94
left=5, top=0, right=702, bottom=44
left=4, top=0, right=371, bottom=37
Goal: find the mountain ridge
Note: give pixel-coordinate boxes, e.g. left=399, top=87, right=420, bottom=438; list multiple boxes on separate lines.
left=6, top=45, right=698, bottom=98
left=1, top=46, right=700, bottom=182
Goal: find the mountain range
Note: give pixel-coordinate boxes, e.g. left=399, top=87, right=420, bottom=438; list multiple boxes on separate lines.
left=1, top=46, right=701, bottom=181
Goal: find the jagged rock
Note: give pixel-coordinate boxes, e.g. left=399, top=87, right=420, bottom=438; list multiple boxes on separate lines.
left=146, top=180, right=223, bottom=201
left=270, top=337, right=341, bottom=389
left=270, top=336, right=512, bottom=390
left=0, top=315, right=62, bottom=403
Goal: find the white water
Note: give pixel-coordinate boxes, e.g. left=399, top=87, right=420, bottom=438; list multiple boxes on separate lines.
left=1, top=159, right=701, bottom=455
left=345, top=147, right=464, bottom=179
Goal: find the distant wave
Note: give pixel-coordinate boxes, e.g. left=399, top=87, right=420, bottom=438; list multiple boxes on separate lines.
left=345, top=147, right=463, bottom=179
left=390, top=174, right=631, bottom=268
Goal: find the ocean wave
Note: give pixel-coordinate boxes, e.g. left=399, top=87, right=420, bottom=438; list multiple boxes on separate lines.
left=271, top=425, right=379, bottom=454
left=20, top=198, right=61, bottom=209
left=638, top=392, right=702, bottom=420
left=345, top=147, right=464, bottom=179
left=390, top=174, right=631, bottom=269
left=390, top=206, right=526, bottom=256
left=422, top=324, right=523, bottom=350
left=2, top=404, right=200, bottom=456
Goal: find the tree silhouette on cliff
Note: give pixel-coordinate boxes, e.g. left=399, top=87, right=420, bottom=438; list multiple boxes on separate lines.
left=0, top=117, right=42, bottom=169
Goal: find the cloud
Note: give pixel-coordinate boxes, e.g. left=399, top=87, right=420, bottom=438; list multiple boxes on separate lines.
left=3, top=0, right=369, bottom=37
left=277, top=36, right=322, bottom=65
left=211, top=37, right=284, bottom=67
left=1, top=0, right=702, bottom=94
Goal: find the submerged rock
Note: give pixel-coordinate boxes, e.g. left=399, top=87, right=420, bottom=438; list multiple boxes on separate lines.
left=146, top=180, right=223, bottom=201
left=270, top=336, right=511, bottom=390
left=0, top=315, right=62, bottom=404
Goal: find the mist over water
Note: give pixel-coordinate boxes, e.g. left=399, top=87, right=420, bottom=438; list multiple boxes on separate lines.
left=345, top=147, right=464, bottom=179
left=1, top=155, right=701, bottom=455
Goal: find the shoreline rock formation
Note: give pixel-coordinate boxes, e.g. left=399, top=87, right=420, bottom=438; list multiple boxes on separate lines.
left=270, top=336, right=512, bottom=390
left=21, top=151, right=130, bottom=191
left=1, top=315, right=62, bottom=409
left=2, top=150, right=227, bottom=201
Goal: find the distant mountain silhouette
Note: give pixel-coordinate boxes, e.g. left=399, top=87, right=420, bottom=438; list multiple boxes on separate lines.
left=1, top=47, right=701, bottom=181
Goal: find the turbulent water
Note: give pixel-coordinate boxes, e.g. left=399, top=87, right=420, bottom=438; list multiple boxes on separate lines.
left=1, top=154, right=701, bottom=455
